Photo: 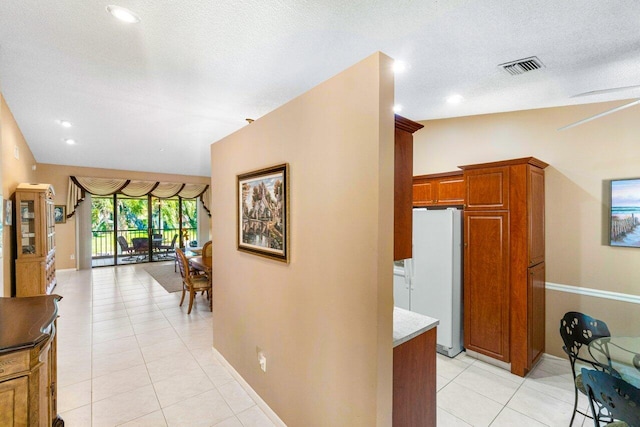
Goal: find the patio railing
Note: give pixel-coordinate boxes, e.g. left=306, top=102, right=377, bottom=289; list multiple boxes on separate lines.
left=92, top=228, right=198, bottom=260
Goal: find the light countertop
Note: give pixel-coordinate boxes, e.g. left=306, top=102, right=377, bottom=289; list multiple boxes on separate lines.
left=393, top=307, right=439, bottom=348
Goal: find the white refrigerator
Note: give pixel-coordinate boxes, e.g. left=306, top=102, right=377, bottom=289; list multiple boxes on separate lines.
left=393, top=208, right=463, bottom=357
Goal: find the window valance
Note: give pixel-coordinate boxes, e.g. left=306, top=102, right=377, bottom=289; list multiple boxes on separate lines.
left=66, top=176, right=210, bottom=219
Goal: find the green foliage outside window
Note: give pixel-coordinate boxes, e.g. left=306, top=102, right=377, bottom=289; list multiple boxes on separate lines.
left=91, top=195, right=198, bottom=258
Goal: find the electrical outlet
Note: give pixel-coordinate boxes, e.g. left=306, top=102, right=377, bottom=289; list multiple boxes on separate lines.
left=256, top=346, right=266, bottom=372
left=258, top=353, right=267, bottom=372
left=14, top=146, right=19, bottom=159
left=70, top=254, right=75, bottom=260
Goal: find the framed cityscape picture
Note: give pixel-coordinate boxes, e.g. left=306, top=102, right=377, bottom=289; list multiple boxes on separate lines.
left=610, top=178, right=640, bottom=247
left=237, top=163, right=289, bottom=262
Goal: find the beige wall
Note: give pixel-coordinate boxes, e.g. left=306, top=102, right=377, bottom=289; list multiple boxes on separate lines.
left=413, top=100, right=640, bottom=358
left=35, top=163, right=210, bottom=270
left=210, top=53, right=394, bottom=425
left=1, top=94, right=38, bottom=296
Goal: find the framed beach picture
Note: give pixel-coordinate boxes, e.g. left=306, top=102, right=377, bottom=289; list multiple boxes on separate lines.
left=237, top=163, right=289, bottom=262
left=54, top=205, right=66, bottom=224
left=610, top=178, right=640, bottom=247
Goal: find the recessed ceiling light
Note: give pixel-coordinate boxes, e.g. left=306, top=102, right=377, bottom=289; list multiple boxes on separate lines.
left=58, top=120, right=72, bottom=128
left=106, top=5, right=140, bottom=23
left=446, top=94, right=464, bottom=104
left=393, top=61, right=407, bottom=74
left=64, top=139, right=76, bottom=145
left=393, top=105, right=403, bottom=113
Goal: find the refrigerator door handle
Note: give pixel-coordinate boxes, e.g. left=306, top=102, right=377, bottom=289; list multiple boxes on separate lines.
left=404, top=259, right=413, bottom=289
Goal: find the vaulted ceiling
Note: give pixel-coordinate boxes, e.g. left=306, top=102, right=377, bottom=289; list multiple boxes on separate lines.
left=1, top=1, right=639, bottom=176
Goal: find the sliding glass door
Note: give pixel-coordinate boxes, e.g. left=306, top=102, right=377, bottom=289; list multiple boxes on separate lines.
left=151, top=197, right=180, bottom=261
left=91, top=197, right=115, bottom=267
left=181, top=198, right=198, bottom=248
left=91, top=194, right=198, bottom=267
left=118, top=195, right=149, bottom=263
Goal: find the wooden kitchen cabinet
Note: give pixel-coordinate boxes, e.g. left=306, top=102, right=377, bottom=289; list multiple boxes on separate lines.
left=460, top=157, right=548, bottom=377
left=14, top=183, right=57, bottom=297
left=463, top=211, right=510, bottom=362
left=393, top=308, right=437, bottom=427
left=0, top=376, right=28, bottom=425
left=464, top=165, right=510, bottom=210
left=527, top=262, right=546, bottom=369
left=413, top=171, right=465, bottom=206
left=394, top=115, right=424, bottom=261
left=0, top=295, right=63, bottom=426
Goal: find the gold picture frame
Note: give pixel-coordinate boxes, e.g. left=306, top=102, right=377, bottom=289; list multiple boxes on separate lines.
left=237, top=163, right=289, bottom=262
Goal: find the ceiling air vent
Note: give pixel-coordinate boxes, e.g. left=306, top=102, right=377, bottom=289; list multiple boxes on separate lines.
left=499, top=56, right=545, bottom=76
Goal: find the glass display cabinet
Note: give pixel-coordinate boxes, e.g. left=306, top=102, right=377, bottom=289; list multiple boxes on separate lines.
left=14, top=183, right=56, bottom=296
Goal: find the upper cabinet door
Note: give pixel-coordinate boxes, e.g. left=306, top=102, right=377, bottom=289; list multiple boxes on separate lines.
left=464, top=166, right=510, bottom=210
left=436, top=177, right=465, bottom=205
left=394, top=115, right=423, bottom=261
left=413, top=172, right=465, bottom=206
left=413, top=180, right=436, bottom=206
left=394, top=127, right=414, bottom=261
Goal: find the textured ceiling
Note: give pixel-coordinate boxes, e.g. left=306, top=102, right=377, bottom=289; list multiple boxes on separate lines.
left=1, top=1, right=639, bottom=176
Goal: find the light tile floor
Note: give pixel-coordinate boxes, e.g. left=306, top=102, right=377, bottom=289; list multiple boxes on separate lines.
left=436, top=348, right=593, bottom=426
left=56, top=263, right=275, bottom=427
left=56, top=264, right=590, bottom=426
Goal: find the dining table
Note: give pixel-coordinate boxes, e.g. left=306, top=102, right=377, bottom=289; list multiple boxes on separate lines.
left=189, top=255, right=212, bottom=310
left=589, top=336, right=640, bottom=388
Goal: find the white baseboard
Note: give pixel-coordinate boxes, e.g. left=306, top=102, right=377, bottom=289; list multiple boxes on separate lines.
left=211, top=346, right=287, bottom=427
left=546, top=282, right=640, bottom=305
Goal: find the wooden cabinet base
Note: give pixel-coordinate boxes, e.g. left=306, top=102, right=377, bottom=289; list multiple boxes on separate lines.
left=0, top=296, right=63, bottom=426
left=393, top=327, right=436, bottom=427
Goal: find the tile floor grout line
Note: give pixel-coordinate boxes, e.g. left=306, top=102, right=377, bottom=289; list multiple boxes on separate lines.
left=486, top=373, right=550, bottom=427
left=124, top=272, right=168, bottom=426
left=436, top=406, right=473, bottom=426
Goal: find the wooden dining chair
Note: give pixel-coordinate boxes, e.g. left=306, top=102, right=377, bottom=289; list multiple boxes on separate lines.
left=203, top=240, right=212, bottom=258
left=175, top=248, right=212, bottom=314
left=559, top=311, right=612, bottom=426
left=582, top=368, right=640, bottom=427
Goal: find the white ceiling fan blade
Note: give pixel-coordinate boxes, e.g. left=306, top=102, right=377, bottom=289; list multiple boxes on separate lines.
left=572, top=84, right=640, bottom=97
left=558, top=99, right=640, bottom=131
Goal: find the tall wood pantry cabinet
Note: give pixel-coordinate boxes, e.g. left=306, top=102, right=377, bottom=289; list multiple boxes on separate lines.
left=14, top=183, right=57, bottom=297
left=394, top=115, right=424, bottom=261
left=460, top=157, right=547, bottom=377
